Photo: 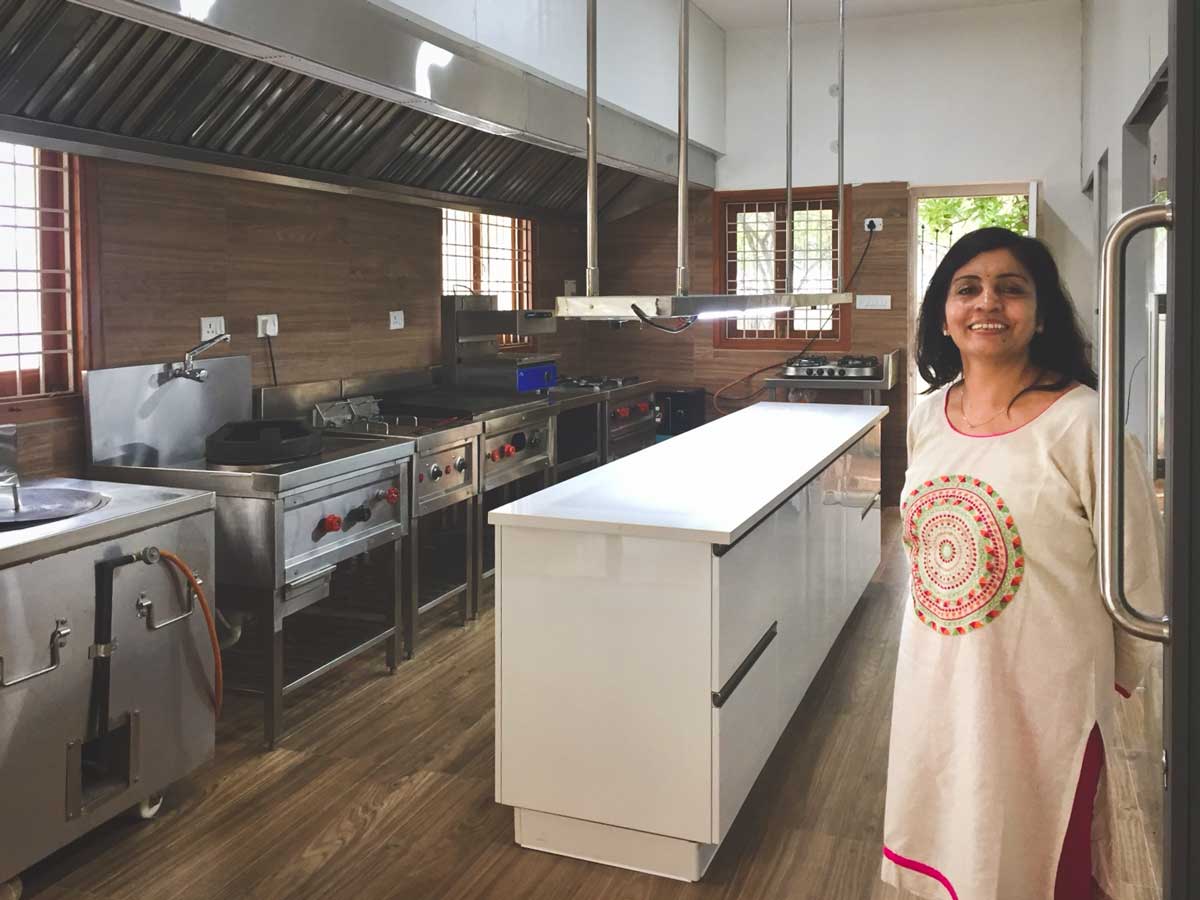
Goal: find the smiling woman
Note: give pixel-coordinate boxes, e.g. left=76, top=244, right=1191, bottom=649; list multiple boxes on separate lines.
left=883, top=227, right=1161, bottom=900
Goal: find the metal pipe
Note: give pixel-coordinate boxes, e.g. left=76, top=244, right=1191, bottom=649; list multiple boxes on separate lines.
left=1097, top=201, right=1173, bottom=643
left=837, top=0, right=845, bottom=292
left=784, top=0, right=793, bottom=294
left=675, top=0, right=689, bottom=296
left=586, top=0, right=599, bottom=297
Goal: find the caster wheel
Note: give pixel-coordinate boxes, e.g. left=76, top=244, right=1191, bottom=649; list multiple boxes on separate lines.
left=0, top=876, right=22, bottom=900
left=137, top=793, right=165, bottom=820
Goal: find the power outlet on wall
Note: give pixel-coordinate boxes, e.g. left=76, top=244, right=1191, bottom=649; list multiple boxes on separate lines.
left=256, top=314, right=279, bottom=338
left=389, top=310, right=405, bottom=330
left=864, top=218, right=883, bottom=232
left=200, top=316, right=225, bottom=340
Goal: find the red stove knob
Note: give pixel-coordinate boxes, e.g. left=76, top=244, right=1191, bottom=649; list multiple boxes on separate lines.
left=385, top=487, right=400, bottom=505
left=502, top=443, right=517, bottom=457
left=636, top=401, right=650, bottom=414
left=489, top=448, right=502, bottom=462
left=615, top=406, right=631, bottom=419
left=320, top=513, right=343, bottom=534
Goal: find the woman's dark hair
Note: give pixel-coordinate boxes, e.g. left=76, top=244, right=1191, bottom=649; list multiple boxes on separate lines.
left=915, top=227, right=1097, bottom=399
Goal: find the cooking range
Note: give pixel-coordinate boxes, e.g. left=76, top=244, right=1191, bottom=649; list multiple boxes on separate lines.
left=309, top=389, right=480, bottom=660
left=85, top=356, right=414, bottom=748
left=552, top=375, right=659, bottom=469
left=764, top=349, right=901, bottom=406
left=342, top=383, right=555, bottom=629
left=780, top=354, right=884, bottom=379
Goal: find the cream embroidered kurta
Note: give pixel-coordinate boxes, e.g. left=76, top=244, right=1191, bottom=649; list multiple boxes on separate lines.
left=881, top=384, right=1163, bottom=900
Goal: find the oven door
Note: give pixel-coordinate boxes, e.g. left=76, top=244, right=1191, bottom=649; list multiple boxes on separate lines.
left=555, top=401, right=602, bottom=479
left=607, top=419, right=657, bottom=462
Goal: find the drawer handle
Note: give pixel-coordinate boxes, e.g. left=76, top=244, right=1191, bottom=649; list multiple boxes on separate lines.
left=0, top=619, right=70, bottom=688
left=712, top=621, right=777, bottom=709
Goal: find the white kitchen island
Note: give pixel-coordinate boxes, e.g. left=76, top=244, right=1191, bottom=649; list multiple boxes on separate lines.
left=490, top=402, right=888, bottom=881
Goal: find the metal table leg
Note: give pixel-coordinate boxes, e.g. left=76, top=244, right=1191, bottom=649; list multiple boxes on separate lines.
left=463, top=494, right=475, bottom=625
left=403, top=517, right=419, bottom=659
left=472, top=493, right=485, bottom=620
left=264, top=596, right=283, bottom=750
left=386, top=537, right=403, bottom=672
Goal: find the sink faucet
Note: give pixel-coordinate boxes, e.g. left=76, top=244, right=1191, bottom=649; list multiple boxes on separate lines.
left=170, top=333, right=231, bottom=382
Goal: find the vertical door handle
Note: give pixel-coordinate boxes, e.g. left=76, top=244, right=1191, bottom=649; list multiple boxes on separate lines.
left=1098, top=201, right=1173, bottom=643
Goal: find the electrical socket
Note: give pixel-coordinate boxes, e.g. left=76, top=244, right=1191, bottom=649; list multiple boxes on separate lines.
left=256, top=314, right=279, bottom=338
left=856, top=293, right=892, bottom=310
left=389, top=310, right=405, bottom=330
left=864, top=218, right=883, bottom=232
left=200, top=316, right=225, bottom=340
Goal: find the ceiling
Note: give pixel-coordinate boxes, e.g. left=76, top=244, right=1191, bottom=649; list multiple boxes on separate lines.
left=693, top=0, right=1049, bottom=29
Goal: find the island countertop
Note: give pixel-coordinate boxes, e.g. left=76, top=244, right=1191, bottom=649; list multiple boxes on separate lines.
left=489, top=402, right=887, bottom=545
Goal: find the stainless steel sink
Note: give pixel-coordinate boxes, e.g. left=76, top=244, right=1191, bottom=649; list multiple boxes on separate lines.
left=0, top=487, right=109, bottom=527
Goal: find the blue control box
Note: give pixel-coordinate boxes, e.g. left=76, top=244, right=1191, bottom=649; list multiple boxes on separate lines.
left=516, top=363, right=558, bottom=393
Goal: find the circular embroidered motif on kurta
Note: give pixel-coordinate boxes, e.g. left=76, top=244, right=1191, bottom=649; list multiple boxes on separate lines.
left=901, top=475, right=1024, bottom=635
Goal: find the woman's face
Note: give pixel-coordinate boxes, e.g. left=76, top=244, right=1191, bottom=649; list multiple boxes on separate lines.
left=943, top=248, right=1039, bottom=366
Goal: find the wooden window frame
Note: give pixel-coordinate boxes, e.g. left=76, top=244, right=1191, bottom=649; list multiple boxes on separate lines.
left=710, top=186, right=853, bottom=352
left=442, top=208, right=536, bottom=349
left=0, top=150, right=89, bottom=423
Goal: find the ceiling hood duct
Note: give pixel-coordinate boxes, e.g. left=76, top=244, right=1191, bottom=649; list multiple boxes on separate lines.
left=557, top=0, right=851, bottom=324
left=67, top=0, right=717, bottom=188
left=0, top=0, right=671, bottom=217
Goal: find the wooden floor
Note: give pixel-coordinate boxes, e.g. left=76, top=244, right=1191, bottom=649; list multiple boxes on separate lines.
left=21, top=511, right=1163, bottom=900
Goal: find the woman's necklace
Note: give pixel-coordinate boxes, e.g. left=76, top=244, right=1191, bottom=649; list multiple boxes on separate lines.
left=958, top=370, right=1040, bottom=430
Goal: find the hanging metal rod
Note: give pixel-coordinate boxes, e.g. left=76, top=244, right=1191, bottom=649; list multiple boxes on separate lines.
left=785, top=0, right=794, bottom=294
left=837, top=0, right=846, bottom=291
left=556, top=0, right=852, bottom=322
left=676, top=0, right=690, bottom=296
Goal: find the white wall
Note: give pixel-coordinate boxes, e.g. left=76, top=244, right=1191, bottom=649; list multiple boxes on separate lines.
left=370, top=0, right=726, bottom=153
left=1080, top=0, right=1169, bottom=461
left=718, top=1, right=1092, bottom=334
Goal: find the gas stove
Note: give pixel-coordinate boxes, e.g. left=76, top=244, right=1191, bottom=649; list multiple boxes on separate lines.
left=556, top=375, right=643, bottom=392
left=780, top=354, right=883, bottom=379
left=313, top=395, right=479, bottom=517
left=84, top=357, right=416, bottom=747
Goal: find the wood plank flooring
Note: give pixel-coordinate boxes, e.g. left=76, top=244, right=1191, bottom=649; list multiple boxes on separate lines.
left=20, top=512, right=1162, bottom=900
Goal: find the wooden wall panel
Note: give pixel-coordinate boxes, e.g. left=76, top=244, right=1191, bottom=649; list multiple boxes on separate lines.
left=532, top=218, right=588, bottom=370
left=14, top=416, right=84, bottom=477
left=93, top=159, right=442, bottom=385
left=578, top=183, right=911, bottom=505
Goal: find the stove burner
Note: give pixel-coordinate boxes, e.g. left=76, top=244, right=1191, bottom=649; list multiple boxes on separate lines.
left=206, top=418, right=324, bottom=466
left=558, top=375, right=642, bottom=391
left=779, top=352, right=884, bottom=380
left=784, top=355, right=830, bottom=368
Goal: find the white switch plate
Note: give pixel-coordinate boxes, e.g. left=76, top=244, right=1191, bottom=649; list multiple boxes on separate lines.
left=864, top=218, right=883, bottom=232
left=856, top=294, right=892, bottom=310
left=389, top=310, right=405, bottom=330
left=200, top=316, right=225, bottom=340
left=256, top=314, right=279, bottom=338
left=563, top=279, right=577, bottom=296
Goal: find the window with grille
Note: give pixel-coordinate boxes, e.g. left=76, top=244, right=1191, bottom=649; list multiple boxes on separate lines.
left=442, top=209, right=534, bottom=346
left=0, top=143, right=75, bottom=400
left=713, top=189, right=851, bottom=351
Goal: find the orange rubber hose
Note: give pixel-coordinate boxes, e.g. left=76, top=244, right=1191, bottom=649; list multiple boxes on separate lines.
left=159, top=550, right=223, bottom=719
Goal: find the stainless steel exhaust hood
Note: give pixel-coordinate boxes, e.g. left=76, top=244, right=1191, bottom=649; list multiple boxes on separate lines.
left=556, top=0, right=852, bottom=324
left=66, top=0, right=717, bottom=187
left=0, top=0, right=711, bottom=218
